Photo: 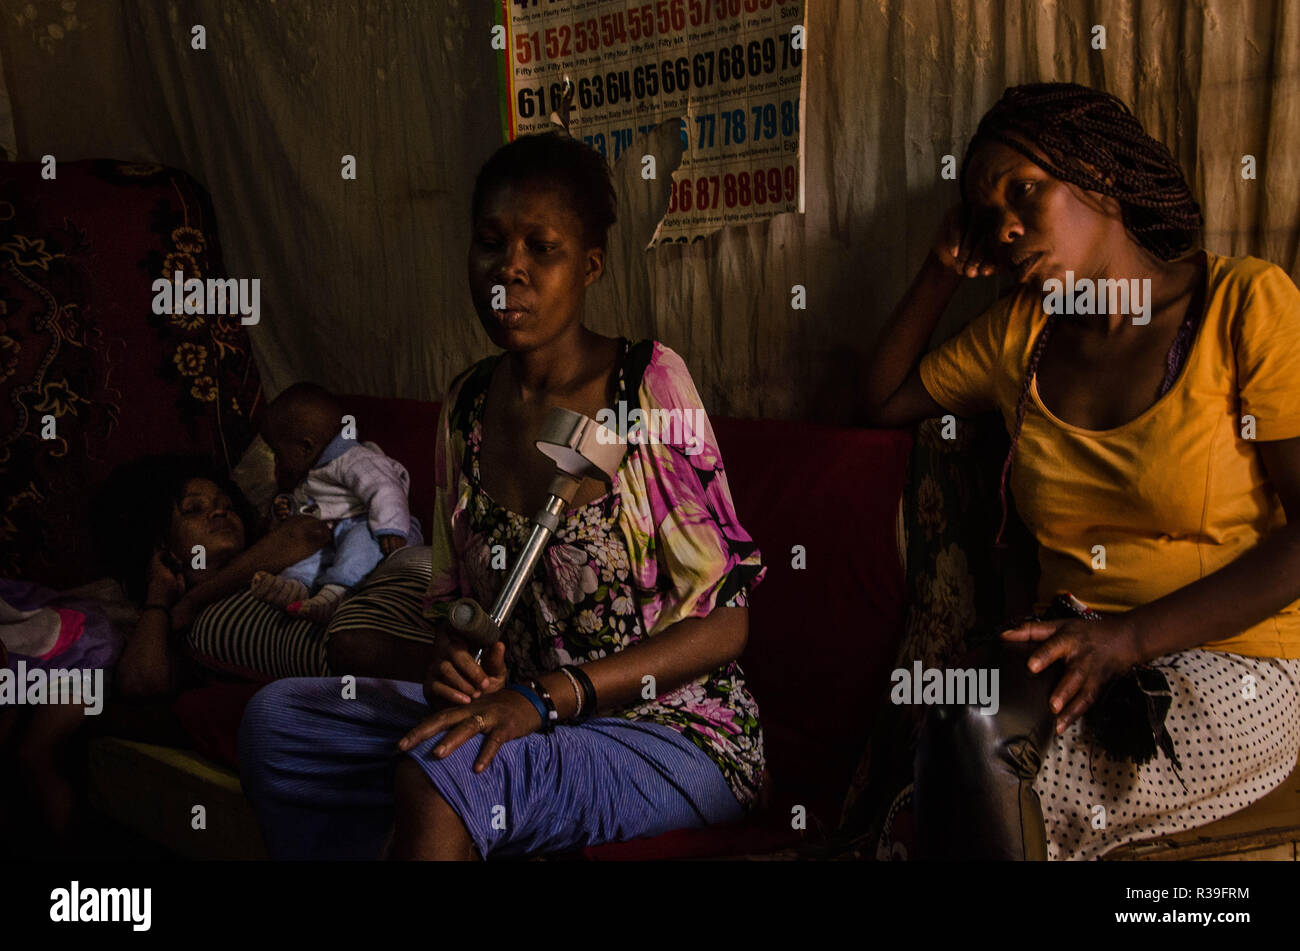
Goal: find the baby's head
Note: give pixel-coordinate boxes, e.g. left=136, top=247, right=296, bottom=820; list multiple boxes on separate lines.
left=263, top=382, right=344, bottom=490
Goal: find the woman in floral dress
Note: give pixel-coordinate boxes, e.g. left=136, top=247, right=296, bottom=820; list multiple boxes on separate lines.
left=238, top=132, right=765, bottom=859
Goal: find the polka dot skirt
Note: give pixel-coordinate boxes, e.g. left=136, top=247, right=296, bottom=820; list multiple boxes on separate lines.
left=1035, top=650, right=1300, bottom=861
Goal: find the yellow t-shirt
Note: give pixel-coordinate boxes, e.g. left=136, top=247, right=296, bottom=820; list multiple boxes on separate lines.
left=919, top=251, right=1300, bottom=659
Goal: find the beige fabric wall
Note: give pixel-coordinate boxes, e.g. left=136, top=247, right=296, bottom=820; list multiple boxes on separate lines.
left=3, top=0, right=1298, bottom=423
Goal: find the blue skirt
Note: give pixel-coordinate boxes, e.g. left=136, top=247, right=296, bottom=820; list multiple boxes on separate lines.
left=237, top=677, right=744, bottom=859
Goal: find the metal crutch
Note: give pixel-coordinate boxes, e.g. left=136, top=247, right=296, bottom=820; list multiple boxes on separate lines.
left=447, top=407, right=626, bottom=661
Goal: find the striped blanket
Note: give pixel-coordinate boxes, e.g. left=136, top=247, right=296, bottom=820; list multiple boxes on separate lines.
left=187, top=546, right=435, bottom=680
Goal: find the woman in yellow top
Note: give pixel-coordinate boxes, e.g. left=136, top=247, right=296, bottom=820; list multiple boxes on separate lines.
left=863, top=83, right=1300, bottom=860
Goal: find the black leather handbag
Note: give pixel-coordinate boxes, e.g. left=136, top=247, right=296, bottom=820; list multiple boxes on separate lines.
left=1027, top=592, right=1179, bottom=769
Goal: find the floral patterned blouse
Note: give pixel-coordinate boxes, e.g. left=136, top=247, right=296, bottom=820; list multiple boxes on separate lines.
left=421, top=338, right=767, bottom=806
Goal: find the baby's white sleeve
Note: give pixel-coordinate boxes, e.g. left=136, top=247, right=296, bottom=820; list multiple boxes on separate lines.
left=340, top=448, right=411, bottom=537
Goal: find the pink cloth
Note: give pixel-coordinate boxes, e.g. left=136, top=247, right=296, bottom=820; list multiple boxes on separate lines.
left=37, top=608, right=87, bottom=661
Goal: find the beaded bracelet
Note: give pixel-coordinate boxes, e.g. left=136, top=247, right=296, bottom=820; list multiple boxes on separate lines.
left=527, top=678, right=559, bottom=733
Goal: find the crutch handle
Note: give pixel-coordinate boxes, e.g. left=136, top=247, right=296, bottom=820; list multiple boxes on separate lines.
left=447, top=597, right=500, bottom=651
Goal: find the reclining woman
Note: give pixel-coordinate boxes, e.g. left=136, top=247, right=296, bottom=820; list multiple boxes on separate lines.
left=237, top=132, right=766, bottom=859
left=862, top=82, right=1300, bottom=860
left=95, top=455, right=335, bottom=697
left=1, top=456, right=349, bottom=847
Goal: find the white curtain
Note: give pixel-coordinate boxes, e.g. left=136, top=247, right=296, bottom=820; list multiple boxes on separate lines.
left=3, top=0, right=1298, bottom=422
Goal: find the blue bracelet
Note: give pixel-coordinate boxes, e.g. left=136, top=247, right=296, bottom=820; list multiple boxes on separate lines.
left=505, top=682, right=549, bottom=731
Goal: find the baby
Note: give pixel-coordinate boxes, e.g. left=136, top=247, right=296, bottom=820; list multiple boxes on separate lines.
left=251, top=382, right=415, bottom=623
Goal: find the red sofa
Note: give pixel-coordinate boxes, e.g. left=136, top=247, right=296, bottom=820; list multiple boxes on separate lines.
left=168, top=397, right=915, bottom=859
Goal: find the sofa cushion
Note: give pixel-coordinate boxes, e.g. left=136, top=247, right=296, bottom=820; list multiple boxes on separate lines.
left=172, top=682, right=265, bottom=771
left=707, top=418, right=912, bottom=829
left=334, top=394, right=441, bottom=531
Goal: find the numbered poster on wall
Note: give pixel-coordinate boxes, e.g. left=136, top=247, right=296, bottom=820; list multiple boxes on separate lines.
left=498, top=0, right=807, bottom=247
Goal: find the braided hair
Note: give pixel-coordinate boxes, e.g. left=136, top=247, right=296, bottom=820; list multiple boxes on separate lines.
left=958, top=83, right=1204, bottom=546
